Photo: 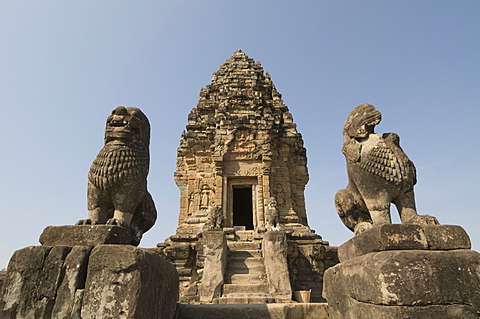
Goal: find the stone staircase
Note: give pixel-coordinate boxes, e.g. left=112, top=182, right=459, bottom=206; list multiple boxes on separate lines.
left=212, top=230, right=290, bottom=304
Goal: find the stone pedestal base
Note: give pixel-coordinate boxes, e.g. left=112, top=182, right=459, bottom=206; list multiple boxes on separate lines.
left=323, top=224, right=480, bottom=319
left=1, top=244, right=179, bottom=319
left=337, top=224, right=471, bottom=262
left=39, top=225, right=137, bottom=246
left=82, top=245, right=179, bottom=319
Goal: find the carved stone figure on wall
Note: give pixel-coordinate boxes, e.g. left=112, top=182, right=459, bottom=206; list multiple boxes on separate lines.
left=227, top=130, right=256, bottom=160
left=187, top=192, right=195, bottom=216
left=77, top=106, right=157, bottom=236
left=266, top=197, right=280, bottom=231
left=335, top=103, right=436, bottom=235
left=234, top=131, right=249, bottom=152
left=274, top=183, right=286, bottom=208
left=200, top=185, right=212, bottom=209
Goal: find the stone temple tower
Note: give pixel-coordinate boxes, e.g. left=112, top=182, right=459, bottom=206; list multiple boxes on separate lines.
left=159, top=50, right=337, bottom=304
left=175, top=49, right=309, bottom=234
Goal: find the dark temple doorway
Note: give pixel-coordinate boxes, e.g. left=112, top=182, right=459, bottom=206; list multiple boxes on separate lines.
left=233, top=186, right=254, bottom=230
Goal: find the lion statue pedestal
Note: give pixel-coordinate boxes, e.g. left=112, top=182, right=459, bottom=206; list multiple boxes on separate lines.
left=0, top=107, right=179, bottom=319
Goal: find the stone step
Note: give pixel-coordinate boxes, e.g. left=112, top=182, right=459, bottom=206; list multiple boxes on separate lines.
left=228, top=250, right=262, bottom=258
left=226, top=271, right=263, bottom=283
left=225, top=263, right=265, bottom=274
left=228, top=256, right=264, bottom=268
left=234, top=230, right=254, bottom=235
left=227, top=241, right=261, bottom=250
left=214, top=296, right=277, bottom=304
left=234, top=231, right=254, bottom=241
left=223, top=283, right=269, bottom=295
left=225, top=273, right=266, bottom=284
left=176, top=303, right=330, bottom=319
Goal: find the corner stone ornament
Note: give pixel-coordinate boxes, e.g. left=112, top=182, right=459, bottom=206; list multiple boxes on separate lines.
left=335, top=103, right=437, bottom=234
left=77, top=106, right=157, bottom=238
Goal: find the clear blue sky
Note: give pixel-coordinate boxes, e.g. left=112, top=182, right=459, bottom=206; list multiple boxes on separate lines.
left=1, top=1, right=479, bottom=269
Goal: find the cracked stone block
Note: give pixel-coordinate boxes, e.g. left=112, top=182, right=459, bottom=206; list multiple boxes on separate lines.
left=81, top=245, right=179, bottom=319
left=1, top=246, right=72, bottom=319
left=324, top=249, right=480, bottom=319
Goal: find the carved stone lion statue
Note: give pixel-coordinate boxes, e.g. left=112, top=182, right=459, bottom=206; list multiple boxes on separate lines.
left=335, top=103, right=437, bottom=234
left=266, top=197, right=280, bottom=231
left=206, top=205, right=224, bottom=230
left=77, top=106, right=157, bottom=239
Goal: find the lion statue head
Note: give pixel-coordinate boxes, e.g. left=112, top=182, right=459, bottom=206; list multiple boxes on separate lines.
left=343, top=103, right=381, bottom=140
left=104, top=106, right=150, bottom=149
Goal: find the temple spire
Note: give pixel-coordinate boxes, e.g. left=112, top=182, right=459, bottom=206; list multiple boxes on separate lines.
left=161, top=51, right=332, bottom=304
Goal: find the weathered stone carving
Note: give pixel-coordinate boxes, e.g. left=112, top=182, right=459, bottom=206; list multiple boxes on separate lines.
left=335, top=103, right=435, bottom=234
left=266, top=197, right=280, bottom=231
left=207, top=206, right=224, bottom=230
left=200, top=185, right=213, bottom=209
left=77, top=106, right=157, bottom=237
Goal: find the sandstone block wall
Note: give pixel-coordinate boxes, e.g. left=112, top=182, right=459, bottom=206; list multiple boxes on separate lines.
left=323, top=224, right=480, bottom=319
left=1, top=226, right=179, bottom=319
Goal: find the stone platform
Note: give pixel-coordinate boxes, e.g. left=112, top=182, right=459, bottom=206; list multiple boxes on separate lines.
left=175, top=302, right=329, bottom=319
left=323, top=224, right=480, bottom=319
